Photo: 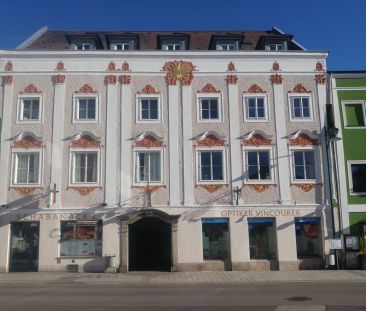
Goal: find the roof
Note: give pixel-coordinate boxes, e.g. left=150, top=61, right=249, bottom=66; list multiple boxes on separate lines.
left=16, top=27, right=305, bottom=51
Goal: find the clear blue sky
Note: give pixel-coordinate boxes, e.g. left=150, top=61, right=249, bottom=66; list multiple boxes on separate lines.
left=1, top=0, right=364, bottom=71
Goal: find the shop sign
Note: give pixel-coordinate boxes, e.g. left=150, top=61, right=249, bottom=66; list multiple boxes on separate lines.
left=16, top=213, right=99, bottom=221
left=220, top=209, right=301, bottom=218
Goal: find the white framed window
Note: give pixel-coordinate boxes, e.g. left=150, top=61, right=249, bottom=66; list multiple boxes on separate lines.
left=136, top=94, right=162, bottom=123
left=243, top=147, right=274, bottom=183
left=216, top=42, right=238, bottom=51
left=243, top=94, right=268, bottom=122
left=196, top=93, right=223, bottom=123
left=134, top=149, right=164, bottom=184
left=265, top=43, right=285, bottom=51
left=290, top=147, right=321, bottom=183
left=161, top=39, right=185, bottom=51
left=342, top=100, right=366, bottom=128
left=69, top=149, right=100, bottom=186
left=11, top=149, right=42, bottom=186
left=288, top=94, right=313, bottom=122
left=110, top=39, right=136, bottom=51
left=17, top=94, right=43, bottom=123
left=196, top=148, right=226, bottom=184
left=347, top=161, right=366, bottom=195
left=73, top=94, right=99, bottom=123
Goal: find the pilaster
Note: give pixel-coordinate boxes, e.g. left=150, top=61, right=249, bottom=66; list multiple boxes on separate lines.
left=105, top=79, right=118, bottom=205
left=0, top=79, right=14, bottom=204
left=181, top=85, right=194, bottom=205
left=168, top=84, right=180, bottom=206
left=50, top=78, right=65, bottom=207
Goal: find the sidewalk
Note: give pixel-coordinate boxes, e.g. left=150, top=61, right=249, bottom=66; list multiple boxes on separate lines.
left=1, top=270, right=366, bottom=284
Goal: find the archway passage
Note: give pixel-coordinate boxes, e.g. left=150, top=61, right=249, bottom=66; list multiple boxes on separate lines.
left=129, top=217, right=172, bottom=271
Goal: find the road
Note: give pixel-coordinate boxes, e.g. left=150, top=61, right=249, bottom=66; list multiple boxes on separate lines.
left=0, top=282, right=365, bottom=310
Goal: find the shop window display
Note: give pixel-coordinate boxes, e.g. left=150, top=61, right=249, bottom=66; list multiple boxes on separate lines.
left=202, top=218, right=229, bottom=260
left=248, top=218, right=277, bottom=259
left=295, top=217, right=321, bottom=258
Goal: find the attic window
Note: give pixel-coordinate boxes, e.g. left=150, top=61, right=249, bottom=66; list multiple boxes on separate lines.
left=264, top=41, right=287, bottom=51
left=160, top=37, right=187, bottom=51
left=215, top=40, right=239, bottom=51
left=109, top=38, right=136, bottom=51
left=70, top=38, right=97, bottom=51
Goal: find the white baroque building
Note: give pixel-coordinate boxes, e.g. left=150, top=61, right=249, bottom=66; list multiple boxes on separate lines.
left=0, top=27, right=332, bottom=272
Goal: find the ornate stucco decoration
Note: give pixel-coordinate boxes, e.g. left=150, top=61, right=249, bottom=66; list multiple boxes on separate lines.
left=3, top=76, right=13, bottom=84
left=245, top=84, right=266, bottom=93
left=20, top=84, right=41, bottom=94
left=227, top=62, right=237, bottom=72
left=138, top=84, right=160, bottom=94
left=288, top=130, right=319, bottom=146
left=119, top=75, right=131, bottom=84
left=198, top=184, right=225, bottom=193
left=56, top=61, right=65, bottom=71
left=245, top=184, right=272, bottom=193
left=163, top=60, right=195, bottom=85
left=240, top=130, right=273, bottom=146
left=198, top=83, right=220, bottom=93
left=194, top=131, right=227, bottom=147
left=9, top=132, right=44, bottom=148
left=64, top=132, right=102, bottom=148
left=315, top=61, right=324, bottom=72
left=270, top=74, right=283, bottom=84
left=52, top=75, right=65, bottom=84
left=76, top=84, right=98, bottom=93
left=70, top=187, right=98, bottom=196
left=133, top=132, right=165, bottom=148
left=12, top=187, right=38, bottom=196
left=105, top=75, right=117, bottom=84
left=272, top=61, right=281, bottom=72
left=315, top=74, right=326, bottom=84
left=5, top=61, right=13, bottom=72
left=289, top=84, right=311, bottom=93
left=131, top=185, right=166, bottom=192
left=122, top=61, right=130, bottom=71
left=291, top=183, right=322, bottom=192
left=226, top=75, right=238, bottom=84
left=107, top=61, right=117, bottom=71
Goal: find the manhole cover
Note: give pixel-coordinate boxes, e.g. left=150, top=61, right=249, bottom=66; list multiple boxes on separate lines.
left=285, top=297, right=312, bottom=302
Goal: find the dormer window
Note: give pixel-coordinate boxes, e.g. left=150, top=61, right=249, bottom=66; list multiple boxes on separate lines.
left=265, top=43, right=285, bottom=51
left=109, top=37, right=137, bottom=51
left=69, top=38, right=97, bottom=51
left=215, top=40, right=239, bottom=51
left=160, top=37, right=187, bottom=51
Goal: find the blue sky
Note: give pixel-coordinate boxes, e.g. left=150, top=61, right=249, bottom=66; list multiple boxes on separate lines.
left=1, top=0, right=364, bottom=70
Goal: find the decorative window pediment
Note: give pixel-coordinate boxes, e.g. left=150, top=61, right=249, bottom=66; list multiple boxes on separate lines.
left=138, top=84, right=160, bottom=94
left=133, top=131, right=165, bottom=148
left=75, top=84, right=98, bottom=94
left=244, top=84, right=266, bottom=93
left=240, top=130, right=273, bottom=146
left=289, top=84, right=311, bottom=93
left=20, top=84, right=42, bottom=94
left=64, top=132, right=102, bottom=148
left=9, top=132, right=44, bottom=148
left=193, top=131, right=227, bottom=147
left=198, top=83, right=220, bottom=93
left=287, top=130, right=319, bottom=146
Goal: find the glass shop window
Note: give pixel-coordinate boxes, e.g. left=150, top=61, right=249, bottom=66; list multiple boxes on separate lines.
left=295, top=217, right=321, bottom=258
left=60, top=221, right=102, bottom=257
left=248, top=218, right=277, bottom=259
left=202, top=218, right=229, bottom=260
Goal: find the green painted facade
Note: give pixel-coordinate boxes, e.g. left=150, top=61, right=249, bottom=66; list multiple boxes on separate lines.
left=336, top=78, right=366, bottom=88
left=349, top=212, right=366, bottom=235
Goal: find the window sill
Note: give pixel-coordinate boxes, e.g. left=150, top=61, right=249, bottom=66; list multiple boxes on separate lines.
left=57, top=256, right=103, bottom=259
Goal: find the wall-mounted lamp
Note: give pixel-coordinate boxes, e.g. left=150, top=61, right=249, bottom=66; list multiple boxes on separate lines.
left=233, top=186, right=241, bottom=206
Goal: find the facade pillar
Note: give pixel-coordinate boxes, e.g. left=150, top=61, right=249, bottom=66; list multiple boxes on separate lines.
left=120, top=76, right=132, bottom=205
left=104, top=77, right=118, bottom=205
left=276, top=217, right=298, bottom=270
left=168, top=84, right=180, bottom=206
left=181, top=85, right=194, bottom=206
left=0, top=76, right=14, bottom=205
left=171, top=222, right=179, bottom=271
left=50, top=75, right=66, bottom=208
left=120, top=221, right=129, bottom=272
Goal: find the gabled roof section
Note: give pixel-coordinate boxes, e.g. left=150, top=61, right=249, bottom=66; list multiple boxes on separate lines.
left=16, top=27, right=307, bottom=51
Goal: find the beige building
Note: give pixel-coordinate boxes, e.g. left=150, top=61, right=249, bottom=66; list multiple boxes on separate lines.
left=0, top=27, right=332, bottom=272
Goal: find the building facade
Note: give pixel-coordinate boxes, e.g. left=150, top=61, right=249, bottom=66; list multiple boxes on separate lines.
left=329, top=72, right=366, bottom=252
left=0, top=27, right=332, bottom=272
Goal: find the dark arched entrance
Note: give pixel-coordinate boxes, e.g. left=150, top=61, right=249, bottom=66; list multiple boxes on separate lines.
left=129, top=217, right=171, bottom=271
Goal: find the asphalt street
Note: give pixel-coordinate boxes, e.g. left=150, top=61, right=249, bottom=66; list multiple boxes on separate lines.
left=0, top=282, right=365, bottom=310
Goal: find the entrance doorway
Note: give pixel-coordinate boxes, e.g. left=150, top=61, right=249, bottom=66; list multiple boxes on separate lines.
left=129, top=217, right=171, bottom=271
left=9, top=222, right=39, bottom=272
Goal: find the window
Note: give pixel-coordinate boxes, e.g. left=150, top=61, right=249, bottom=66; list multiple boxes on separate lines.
left=18, top=97, right=41, bottom=122
left=73, top=95, right=99, bottom=123
left=70, top=151, right=99, bottom=185
left=197, top=94, right=222, bottom=122
left=348, top=161, right=366, bottom=194
left=197, top=150, right=225, bottom=182
left=110, top=39, right=136, bottom=51
left=135, top=150, right=162, bottom=183
left=342, top=101, right=366, bottom=127
left=71, top=42, right=95, bottom=50
left=289, top=96, right=312, bottom=121
left=245, top=150, right=271, bottom=182
left=243, top=95, right=268, bottom=121
left=138, top=98, right=159, bottom=121
left=248, top=218, right=277, bottom=259
left=266, top=43, right=285, bottom=51
left=202, top=218, right=229, bottom=260
left=161, top=39, right=186, bottom=51
left=216, top=42, right=238, bottom=51
left=292, top=150, right=316, bottom=181
left=60, top=221, right=102, bottom=257
left=12, top=151, right=41, bottom=185
left=295, top=218, right=321, bottom=258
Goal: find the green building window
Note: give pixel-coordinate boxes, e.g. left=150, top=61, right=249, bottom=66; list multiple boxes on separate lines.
left=343, top=102, right=365, bottom=127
